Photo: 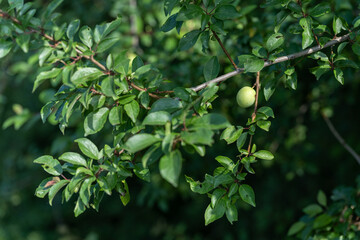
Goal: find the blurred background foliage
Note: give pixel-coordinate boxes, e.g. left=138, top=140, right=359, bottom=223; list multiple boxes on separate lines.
left=0, top=0, right=359, bottom=239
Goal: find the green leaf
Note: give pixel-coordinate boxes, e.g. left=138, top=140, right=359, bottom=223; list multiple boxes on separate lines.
left=317, top=190, right=327, bottom=207
left=303, top=204, right=323, bottom=217
left=300, top=17, right=313, bottom=49
left=120, top=180, right=130, bottom=206
left=203, top=56, right=220, bottom=81
left=178, top=30, right=201, bottom=51
left=164, top=0, right=178, bottom=16
left=109, top=106, right=122, bottom=125
left=96, top=37, right=119, bottom=53
left=71, top=67, right=105, bottom=85
left=67, top=19, right=80, bottom=40
left=44, top=0, right=63, bottom=17
left=79, top=177, right=95, bottom=207
left=204, top=201, right=226, bottom=226
left=181, top=128, right=214, bottom=146
left=310, top=64, right=331, bottom=80
left=125, top=134, right=161, bottom=153
left=74, top=197, right=86, bottom=217
left=150, top=98, right=182, bottom=113
left=287, top=222, right=306, bottom=236
left=313, top=214, right=333, bottom=229
left=189, top=114, right=230, bottom=130
left=75, top=138, right=100, bottom=160
left=352, top=43, right=360, bottom=56
left=161, top=13, right=178, bottom=32
left=176, top=5, right=202, bottom=21
left=238, top=55, right=264, bottom=73
left=143, top=111, right=171, bottom=125
left=8, top=0, right=24, bottom=10
left=79, top=26, right=93, bottom=48
left=185, top=175, right=214, bottom=194
left=239, top=184, right=256, bottom=207
left=48, top=180, right=69, bottom=206
left=236, top=132, right=248, bottom=151
left=266, top=33, right=284, bottom=52
left=33, top=68, right=62, bottom=92
left=214, top=5, right=240, bottom=20
left=35, top=177, right=54, bottom=198
left=59, top=152, right=87, bottom=167
left=353, top=16, right=360, bottom=28
left=333, top=68, right=344, bottom=85
left=253, top=150, right=274, bottom=160
left=131, top=56, right=144, bottom=73
left=215, top=156, right=235, bottom=171
left=142, top=144, right=163, bottom=168
left=257, top=106, right=275, bottom=118
left=220, top=126, right=243, bottom=144
left=256, top=120, right=271, bottom=132
left=0, top=40, right=13, bottom=59
left=159, top=150, right=182, bottom=187
left=287, top=2, right=302, bottom=13
left=228, top=183, right=238, bottom=197
left=333, top=17, right=343, bottom=35
left=34, top=155, right=63, bottom=176
left=124, top=100, right=140, bottom=123
left=225, top=201, right=238, bottom=224
left=101, top=77, right=116, bottom=97
left=211, top=188, right=227, bottom=208
left=114, top=54, right=130, bottom=75
left=308, top=3, right=331, bottom=17
left=84, top=107, right=109, bottom=136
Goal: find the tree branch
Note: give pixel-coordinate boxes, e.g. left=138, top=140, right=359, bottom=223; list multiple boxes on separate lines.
left=247, top=71, right=261, bottom=153
left=0, top=8, right=164, bottom=99
left=321, top=112, right=360, bottom=165
left=191, top=32, right=355, bottom=92
left=211, top=29, right=238, bottom=70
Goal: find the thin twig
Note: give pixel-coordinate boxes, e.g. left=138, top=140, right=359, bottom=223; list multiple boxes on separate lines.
left=0, top=8, right=165, bottom=99
left=247, top=71, right=261, bottom=154
left=321, top=112, right=360, bottom=165
left=191, top=32, right=356, bottom=92
left=211, top=29, right=238, bottom=70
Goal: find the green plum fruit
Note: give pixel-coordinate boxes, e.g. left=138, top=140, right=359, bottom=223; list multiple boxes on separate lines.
left=236, top=86, right=256, bottom=108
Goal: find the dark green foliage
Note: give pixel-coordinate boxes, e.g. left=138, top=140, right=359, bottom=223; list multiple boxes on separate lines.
left=0, top=0, right=360, bottom=239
